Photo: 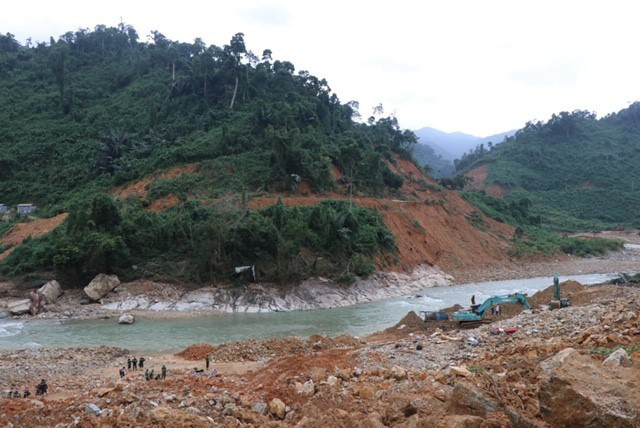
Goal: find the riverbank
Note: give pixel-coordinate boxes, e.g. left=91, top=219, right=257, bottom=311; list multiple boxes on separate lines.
left=1, top=281, right=639, bottom=426
left=1, top=244, right=638, bottom=323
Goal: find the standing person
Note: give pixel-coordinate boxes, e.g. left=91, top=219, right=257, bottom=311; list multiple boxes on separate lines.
left=161, top=365, right=167, bottom=380
left=145, top=369, right=150, bottom=381
left=496, top=304, right=501, bottom=316
left=205, top=355, right=210, bottom=370
left=127, top=357, right=132, bottom=370
left=23, top=387, right=30, bottom=398
left=132, top=357, right=138, bottom=371
left=8, top=386, right=15, bottom=398
left=36, top=380, right=48, bottom=396
left=471, top=295, right=476, bottom=305
left=138, top=356, right=145, bottom=369
left=119, top=367, right=126, bottom=379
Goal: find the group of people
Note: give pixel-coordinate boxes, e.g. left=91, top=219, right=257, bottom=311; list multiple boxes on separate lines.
left=145, top=365, right=167, bottom=381
left=118, top=355, right=167, bottom=381
left=7, top=380, right=47, bottom=399
left=126, top=356, right=145, bottom=371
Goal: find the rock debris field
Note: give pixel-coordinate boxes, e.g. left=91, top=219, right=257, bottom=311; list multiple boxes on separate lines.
left=1, top=281, right=639, bottom=427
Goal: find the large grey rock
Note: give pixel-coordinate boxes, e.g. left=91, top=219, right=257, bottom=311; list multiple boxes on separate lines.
left=118, top=313, right=135, bottom=324
left=85, top=403, right=102, bottom=415
left=539, top=348, right=639, bottom=427
left=447, top=381, right=501, bottom=417
left=7, top=299, right=31, bottom=315
left=251, top=401, right=267, bottom=415
left=38, top=280, right=63, bottom=303
left=84, top=274, right=120, bottom=301
left=603, top=348, right=632, bottom=368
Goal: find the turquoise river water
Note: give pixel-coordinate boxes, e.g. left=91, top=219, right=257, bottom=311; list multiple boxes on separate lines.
left=0, top=273, right=616, bottom=353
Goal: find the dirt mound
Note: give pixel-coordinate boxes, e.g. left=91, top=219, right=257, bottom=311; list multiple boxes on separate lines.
left=175, top=343, right=215, bottom=360
left=396, top=311, right=425, bottom=329
left=177, top=335, right=362, bottom=363
left=530, top=280, right=585, bottom=306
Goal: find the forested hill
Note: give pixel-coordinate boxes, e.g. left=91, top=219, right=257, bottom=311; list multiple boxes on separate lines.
left=0, top=25, right=415, bottom=210
left=0, top=25, right=424, bottom=285
left=456, top=106, right=640, bottom=228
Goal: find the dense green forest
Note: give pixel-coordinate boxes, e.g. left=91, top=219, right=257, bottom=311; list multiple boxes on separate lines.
left=455, top=106, right=640, bottom=229
left=0, top=24, right=416, bottom=284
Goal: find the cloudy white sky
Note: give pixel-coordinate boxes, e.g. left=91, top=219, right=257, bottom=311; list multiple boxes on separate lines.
left=2, top=0, right=639, bottom=136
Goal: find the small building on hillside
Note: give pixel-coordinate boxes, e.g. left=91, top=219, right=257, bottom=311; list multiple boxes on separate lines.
left=0, top=204, right=7, bottom=214
left=16, top=204, right=36, bottom=215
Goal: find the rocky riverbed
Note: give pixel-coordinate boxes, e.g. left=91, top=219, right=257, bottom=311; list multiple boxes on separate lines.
left=0, top=265, right=453, bottom=321
left=1, top=281, right=639, bottom=427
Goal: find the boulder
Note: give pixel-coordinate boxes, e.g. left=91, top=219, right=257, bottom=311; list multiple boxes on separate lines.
left=433, top=415, right=484, bottom=428
left=38, top=280, right=63, bottom=304
left=447, top=381, right=501, bottom=417
left=8, top=299, right=31, bottom=315
left=391, top=366, right=408, bottom=381
left=539, top=348, right=639, bottom=427
left=251, top=401, right=267, bottom=415
left=84, top=274, right=120, bottom=301
left=269, top=398, right=286, bottom=419
left=85, top=403, right=102, bottom=415
left=118, top=313, right=135, bottom=324
left=603, top=348, right=632, bottom=368
left=302, top=380, right=315, bottom=395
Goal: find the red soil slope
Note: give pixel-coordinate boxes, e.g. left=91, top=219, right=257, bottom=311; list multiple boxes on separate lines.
left=0, top=213, right=68, bottom=260
left=465, top=164, right=507, bottom=197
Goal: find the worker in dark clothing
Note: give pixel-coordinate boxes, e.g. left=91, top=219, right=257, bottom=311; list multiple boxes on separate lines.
left=8, top=386, right=15, bottom=398
left=471, top=295, right=476, bottom=305
left=155, top=373, right=162, bottom=380
left=36, top=380, right=48, bottom=396
left=23, top=387, right=31, bottom=398
left=119, top=367, right=126, bottom=379
left=145, top=369, right=150, bottom=381
left=12, top=390, right=20, bottom=398
left=132, top=357, right=138, bottom=370
left=127, top=357, right=132, bottom=370
left=138, top=357, right=145, bottom=369
left=149, top=369, right=154, bottom=380
left=206, top=355, right=210, bottom=370
left=161, top=365, right=167, bottom=380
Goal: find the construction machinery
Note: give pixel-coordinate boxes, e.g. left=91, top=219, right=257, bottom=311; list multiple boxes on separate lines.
left=549, top=274, right=571, bottom=310
left=453, top=293, right=531, bottom=324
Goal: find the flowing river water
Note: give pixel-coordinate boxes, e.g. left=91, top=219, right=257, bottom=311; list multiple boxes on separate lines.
left=0, top=273, right=617, bottom=353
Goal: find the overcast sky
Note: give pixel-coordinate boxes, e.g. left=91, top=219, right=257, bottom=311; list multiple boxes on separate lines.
left=2, top=0, right=639, bottom=136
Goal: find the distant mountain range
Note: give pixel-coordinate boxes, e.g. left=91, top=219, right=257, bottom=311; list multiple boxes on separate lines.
left=414, top=127, right=516, bottom=161
left=411, top=126, right=516, bottom=178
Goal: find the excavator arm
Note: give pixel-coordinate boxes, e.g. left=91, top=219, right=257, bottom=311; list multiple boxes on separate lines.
left=454, top=293, right=530, bottom=322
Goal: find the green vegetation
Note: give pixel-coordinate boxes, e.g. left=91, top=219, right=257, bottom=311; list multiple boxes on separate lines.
left=462, top=190, right=623, bottom=257
left=0, top=26, right=413, bottom=210
left=2, top=195, right=394, bottom=285
left=589, top=344, right=640, bottom=356
left=0, top=25, right=417, bottom=284
left=455, top=107, right=640, bottom=228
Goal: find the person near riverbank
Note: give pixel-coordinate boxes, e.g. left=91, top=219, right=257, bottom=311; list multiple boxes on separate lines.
left=206, top=355, right=210, bottom=370
left=12, top=390, right=20, bottom=398
left=23, top=387, right=30, bottom=398
left=132, top=357, right=138, bottom=370
left=127, top=357, right=132, bottom=370
left=36, top=379, right=48, bottom=396
left=145, top=369, right=150, bottom=380
left=7, top=385, right=15, bottom=398
left=161, top=365, right=167, bottom=379
left=119, top=367, right=125, bottom=379
left=139, top=356, right=145, bottom=369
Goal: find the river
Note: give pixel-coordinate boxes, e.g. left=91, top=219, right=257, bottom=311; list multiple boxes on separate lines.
left=0, top=273, right=616, bottom=353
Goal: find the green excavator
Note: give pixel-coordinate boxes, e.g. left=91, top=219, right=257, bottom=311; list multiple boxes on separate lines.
left=453, top=292, right=531, bottom=324
left=549, top=273, right=571, bottom=309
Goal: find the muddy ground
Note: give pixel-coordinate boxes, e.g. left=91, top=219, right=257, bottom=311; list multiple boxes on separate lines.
left=1, top=281, right=639, bottom=427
